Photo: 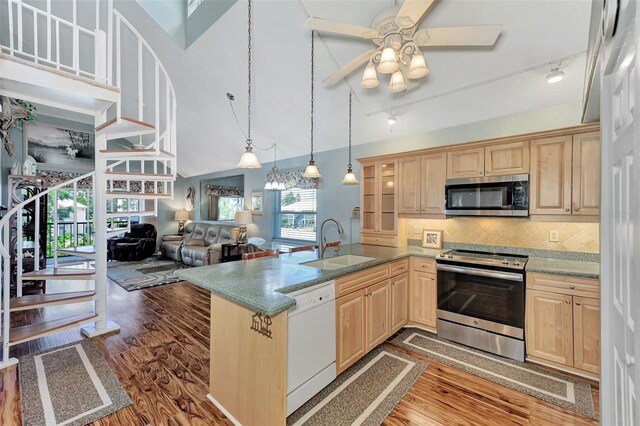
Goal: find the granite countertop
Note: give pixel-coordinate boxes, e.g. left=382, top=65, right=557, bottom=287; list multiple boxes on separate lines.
left=525, top=257, right=600, bottom=280
left=175, top=244, right=442, bottom=315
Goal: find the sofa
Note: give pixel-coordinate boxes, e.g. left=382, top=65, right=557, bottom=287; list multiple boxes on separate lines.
left=108, top=223, right=157, bottom=261
left=160, top=222, right=240, bottom=266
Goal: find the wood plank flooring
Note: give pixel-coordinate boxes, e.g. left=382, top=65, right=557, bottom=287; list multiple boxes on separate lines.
left=0, top=278, right=599, bottom=425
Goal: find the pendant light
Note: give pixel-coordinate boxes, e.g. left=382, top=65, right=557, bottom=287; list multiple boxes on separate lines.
left=303, top=31, right=321, bottom=178
left=342, top=92, right=358, bottom=185
left=237, top=0, right=261, bottom=168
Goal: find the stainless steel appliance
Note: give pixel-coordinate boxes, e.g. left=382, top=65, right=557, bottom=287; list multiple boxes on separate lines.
left=436, top=249, right=528, bottom=361
left=444, top=174, right=529, bottom=217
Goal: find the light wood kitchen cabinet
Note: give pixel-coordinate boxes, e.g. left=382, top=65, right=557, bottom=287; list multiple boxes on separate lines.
left=525, top=289, right=574, bottom=365
left=447, top=147, right=484, bottom=179
left=336, top=289, right=366, bottom=373
left=409, top=258, right=437, bottom=328
left=390, top=273, right=409, bottom=334
left=360, top=159, right=400, bottom=246
left=573, top=296, right=601, bottom=374
left=365, top=280, right=390, bottom=351
left=484, top=141, right=530, bottom=176
left=398, top=153, right=447, bottom=215
left=572, top=132, right=601, bottom=216
left=530, top=132, right=601, bottom=216
left=526, top=273, right=600, bottom=375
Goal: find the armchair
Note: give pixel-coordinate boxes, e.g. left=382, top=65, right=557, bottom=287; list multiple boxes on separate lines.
left=108, top=223, right=157, bottom=261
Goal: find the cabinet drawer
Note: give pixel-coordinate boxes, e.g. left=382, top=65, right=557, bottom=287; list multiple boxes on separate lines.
left=527, top=272, right=599, bottom=298
left=411, top=257, right=436, bottom=273
left=336, top=264, right=389, bottom=297
left=361, top=233, right=398, bottom=247
left=389, top=259, right=409, bottom=277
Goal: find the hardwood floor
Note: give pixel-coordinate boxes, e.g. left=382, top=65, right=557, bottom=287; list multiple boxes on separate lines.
left=0, top=278, right=598, bottom=425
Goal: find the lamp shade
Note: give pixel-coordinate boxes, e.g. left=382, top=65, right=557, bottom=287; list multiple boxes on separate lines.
left=235, top=210, right=253, bottom=225
left=303, top=161, right=322, bottom=178
left=175, top=210, right=190, bottom=221
left=378, top=47, right=399, bottom=74
left=389, top=70, right=407, bottom=93
left=360, top=63, right=379, bottom=88
left=342, top=171, right=359, bottom=185
left=407, top=51, right=429, bottom=79
left=237, top=146, right=262, bottom=168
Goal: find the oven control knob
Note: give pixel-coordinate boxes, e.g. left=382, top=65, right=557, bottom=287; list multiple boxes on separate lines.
left=447, top=254, right=454, bottom=259
left=502, top=259, right=509, bottom=265
left=514, top=261, right=521, bottom=266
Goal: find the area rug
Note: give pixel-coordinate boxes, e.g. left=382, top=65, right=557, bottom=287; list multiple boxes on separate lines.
left=287, top=346, right=427, bottom=426
left=19, top=339, right=132, bottom=426
left=392, top=328, right=596, bottom=419
left=107, top=255, right=190, bottom=291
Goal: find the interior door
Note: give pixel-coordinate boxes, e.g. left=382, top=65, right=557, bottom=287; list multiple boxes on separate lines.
left=600, top=1, right=640, bottom=423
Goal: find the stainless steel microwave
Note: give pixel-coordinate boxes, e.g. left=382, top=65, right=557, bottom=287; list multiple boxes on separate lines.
left=444, top=174, right=529, bottom=217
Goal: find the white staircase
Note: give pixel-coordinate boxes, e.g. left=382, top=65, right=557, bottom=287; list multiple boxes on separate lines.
left=0, top=0, right=177, bottom=368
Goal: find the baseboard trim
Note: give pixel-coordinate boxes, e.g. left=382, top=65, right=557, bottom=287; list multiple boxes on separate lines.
left=0, top=358, right=18, bottom=370
left=206, top=394, right=242, bottom=426
left=403, top=322, right=437, bottom=334
left=526, top=356, right=599, bottom=382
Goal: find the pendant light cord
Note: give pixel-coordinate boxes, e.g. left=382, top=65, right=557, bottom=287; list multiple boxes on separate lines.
left=310, top=30, right=315, bottom=162
left=247, top=0, right=252, bottom=144
left=348, top=91, right=352, bottom=169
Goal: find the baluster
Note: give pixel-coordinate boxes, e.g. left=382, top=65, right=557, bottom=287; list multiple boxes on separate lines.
left=34, top=197, right=40, bottom=271
left=165, top=79, right=170, bottom=153
left=107, top=0, right=113, bottom=85
left=55, top=20, right=60, bottom=70
left=73, top=181, right=78, bottom=247
left=115, top=14, right=121, bottom=118
left=16, top=207, right=23, bottom=297
left=73, top=0, right=79, bottom=74
left=155, top=61, right=160, bottom=148
left=17, top=0, right=22, bottom=52
left=46, top=0, right=51, bottom=61
left=53, top=189, right=58, bottom=268
left=33, top=12, right=38, bottom=62
left=3, top=225, right=10, bottom=358
left=8, top=0, right=14, bottom=52
left=138, top=38, right=143, bottom=121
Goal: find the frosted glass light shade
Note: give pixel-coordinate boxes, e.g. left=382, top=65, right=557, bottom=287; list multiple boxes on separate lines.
left=237, top=146, right=261, bottom=168
left=360, top=63, right=379, bottom=88
left=377, top=47, right=399, bottom=74
left=303, top=161, right=321, bottom=178
left=389, top=70, right=407, bottom=93
left=264, top=181, right=273, bottom=190
left=277, top=182, right=287, bottom=191
left=342, top=171, right=359, bottom=185
left=408, top=51, right=429, bottom=79
left=546, top=69, right=565, bottom=84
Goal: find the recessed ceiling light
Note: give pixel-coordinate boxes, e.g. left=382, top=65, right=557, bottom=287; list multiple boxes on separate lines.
left=546, top=68, right=565, bottom=84
left=387, top=114, right=397, bottom=125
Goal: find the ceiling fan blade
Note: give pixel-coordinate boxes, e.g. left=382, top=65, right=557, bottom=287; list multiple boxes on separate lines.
left=324, top=48, right=379, bottom=85
left=305, top=17, right=378, bottom=39
left=414, top=25, right=503, bottom=46
left=395, top=0, right=436, bottom=29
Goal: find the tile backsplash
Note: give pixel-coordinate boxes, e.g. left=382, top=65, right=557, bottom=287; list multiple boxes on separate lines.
left=402, top=217, right=599, bottom=253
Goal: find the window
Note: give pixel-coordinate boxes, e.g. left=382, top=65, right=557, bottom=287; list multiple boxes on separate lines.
left=217, top=196, right=244, bottom=221
left=273, top=188, right=317, bottom=242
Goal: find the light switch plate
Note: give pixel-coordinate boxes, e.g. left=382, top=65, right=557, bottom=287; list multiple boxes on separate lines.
left=549, top=230, right=559, bottom=242
left=413, top=225, right=423, bottom=234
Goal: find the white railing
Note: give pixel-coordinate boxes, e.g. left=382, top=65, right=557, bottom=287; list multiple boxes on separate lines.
left=2, top=0, right=108, bottom=83
left=0, top=171, right=94, bottom=362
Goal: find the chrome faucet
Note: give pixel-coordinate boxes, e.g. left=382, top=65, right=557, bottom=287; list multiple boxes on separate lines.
left=319, top=218, right=345, bottom=258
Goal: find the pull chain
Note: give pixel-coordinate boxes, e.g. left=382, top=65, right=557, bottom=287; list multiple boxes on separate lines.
left=310, top=30, right=314, bottom=161
left=247, top=0, right=252, bottom=143
left=348, top=91, right=352, bottom=170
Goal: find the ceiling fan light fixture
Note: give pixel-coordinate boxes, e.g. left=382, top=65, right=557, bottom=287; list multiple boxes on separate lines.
left=407, top=50, right=429, bottom=79
left=237, top=144, right=262, bottom=168
left=361, top=62, right=380, bottom=88
left=389, top=70, right=407, bottom=93
left=378, top=47, right=400, bottom=74
left=546, top=68, right=565, bottom=84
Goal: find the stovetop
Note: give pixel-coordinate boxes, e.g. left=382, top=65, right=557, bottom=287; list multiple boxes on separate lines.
left=436, top=249, right=528, bottom=270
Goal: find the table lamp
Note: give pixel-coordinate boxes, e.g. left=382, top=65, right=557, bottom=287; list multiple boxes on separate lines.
left=235, top=210, right=252, bottom=243
left=175, top=209, right=190, bottom=234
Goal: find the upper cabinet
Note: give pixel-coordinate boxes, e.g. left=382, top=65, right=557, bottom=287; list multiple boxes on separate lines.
left=447, top=142, right=530, bottom=179
left=530, top=132, right=601, bottom=216
left=360, top=160, right=401, bottom=246
left=398, top=153, right=446, bottom=215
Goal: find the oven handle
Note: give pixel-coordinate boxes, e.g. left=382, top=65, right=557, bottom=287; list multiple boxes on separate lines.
left=436, top=264, right=524, bottom=282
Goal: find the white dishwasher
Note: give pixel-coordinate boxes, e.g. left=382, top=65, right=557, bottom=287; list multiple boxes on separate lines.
left=286, top=280, right=336, bottom=416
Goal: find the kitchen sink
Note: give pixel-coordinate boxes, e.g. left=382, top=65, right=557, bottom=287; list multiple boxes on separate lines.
left=302, top=255, right=376, bottom=271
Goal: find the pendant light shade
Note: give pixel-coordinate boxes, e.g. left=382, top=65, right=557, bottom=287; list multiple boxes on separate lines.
left=237, top=144, right=261, bottom=168
left=378, top=47, right=399, bottom=74
left=342, top=92, right=359, bottom=185
left=408, top=50, right=429, bottom=79
left=360, top=62, right=379, bottom=88
left=389, top=70, right=407, bottom=93
left=303, top=31, right=321, bottom=179
left=342, top=171, right=358, bottom=185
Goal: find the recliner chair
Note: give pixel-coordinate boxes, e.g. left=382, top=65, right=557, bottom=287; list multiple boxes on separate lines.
left=108, top=223, right=157, bottom=261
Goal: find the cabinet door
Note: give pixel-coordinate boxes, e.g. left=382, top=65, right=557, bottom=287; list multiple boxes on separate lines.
left=447, top=147, right=484, bottom=179
left=526, top=290, right=574, bottom=366
left=530, top=136, right=573, bottom=215
left=421, top=153, right=447, bottom=214
left=484, top=141, right=530, bottom=176
left=573, top=296, right=600, bottom=374
left=365, top=280, right=390, bottom=351
left=360, top=163, right=377, bottom=233
left=378, top=160, right=398, bottom=234
left=572, top=132, right=601, bottom=216
left=410, top=270, right=437, bottom=327
left=390, top=273, right=409, bottom=334
left=398, top=157, right=422, bottom=214
left=336, top=289, right=366, bottom=373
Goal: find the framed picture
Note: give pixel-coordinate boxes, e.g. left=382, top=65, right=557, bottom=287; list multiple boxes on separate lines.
left=24, top=122, right=95, bottom=170
left=422, top=230, right=443, bottom=249
left=251, top=191, right=263, bottom=215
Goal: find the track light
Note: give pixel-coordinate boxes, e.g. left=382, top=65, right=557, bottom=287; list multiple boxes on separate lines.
left=546, top=68, right=565, bottom=84
left=387, top=114, right=397, bottom=125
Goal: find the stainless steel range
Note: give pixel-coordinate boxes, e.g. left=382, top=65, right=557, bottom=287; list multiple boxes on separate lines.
left=436, top=249, right=528, bottom=361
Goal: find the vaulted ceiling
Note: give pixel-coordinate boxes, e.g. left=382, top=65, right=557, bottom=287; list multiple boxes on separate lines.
left=110, top=0, right=591, bottom=177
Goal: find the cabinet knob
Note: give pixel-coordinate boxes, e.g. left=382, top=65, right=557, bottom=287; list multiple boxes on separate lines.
left=575, top=302, right=581, bottom=306
left=565, top=208, right=570, bottom=212
left=565, top=299, right=571, bottom=304
left=575, top=208, right=581, bottom=212
left=416, top=208, right=420, bottom=212
left=569, top=286, right=575, bottom=289
left=479, top=172, right=483, bottom=175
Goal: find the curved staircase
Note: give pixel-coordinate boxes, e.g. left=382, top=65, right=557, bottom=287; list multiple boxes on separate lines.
left=0, top=0, right=177, bottom=368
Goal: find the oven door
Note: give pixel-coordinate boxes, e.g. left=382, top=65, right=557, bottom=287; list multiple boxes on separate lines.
left=437, top=263, right=524, bottom=339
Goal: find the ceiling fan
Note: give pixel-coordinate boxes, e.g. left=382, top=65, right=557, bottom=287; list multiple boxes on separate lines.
left=305, top=0, right=502, bottom=93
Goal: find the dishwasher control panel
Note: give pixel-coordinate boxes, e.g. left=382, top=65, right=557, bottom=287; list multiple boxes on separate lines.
left=288, top=281, right=336, bottom=315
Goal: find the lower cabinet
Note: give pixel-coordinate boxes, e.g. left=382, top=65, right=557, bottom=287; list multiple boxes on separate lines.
left=336, top=289, right=366, bottom=373
left=409, top=258, right=437, bottom=328
left=525, top=290, right=574, bottom=365
left=366, top=280, right=390, bottom=351
left=390, top=273, right=409, bottom=334
left=573, top=296, right=601, bottom=374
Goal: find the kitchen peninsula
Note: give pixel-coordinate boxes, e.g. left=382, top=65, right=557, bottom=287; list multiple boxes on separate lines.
left=175, top=243, right=599, bottom=425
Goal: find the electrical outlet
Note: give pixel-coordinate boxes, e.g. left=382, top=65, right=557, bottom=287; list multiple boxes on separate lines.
left=413, top=225, right=423, bottom=234
left=549, top=230, right=559, bottom=242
